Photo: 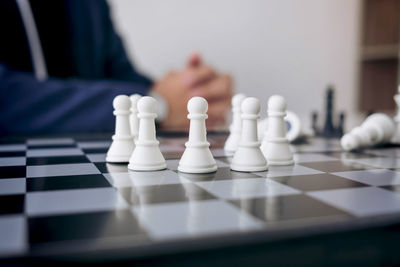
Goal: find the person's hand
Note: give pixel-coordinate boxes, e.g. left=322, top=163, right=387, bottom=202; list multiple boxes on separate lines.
left=151, top=54, right=233, bottom=129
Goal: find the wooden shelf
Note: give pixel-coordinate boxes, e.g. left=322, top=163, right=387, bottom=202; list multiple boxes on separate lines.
left=361, top=44, right=399, bottom=61
left=360, top=59, right=398, bottom=111
left=359, top=0, right=400, bottom=112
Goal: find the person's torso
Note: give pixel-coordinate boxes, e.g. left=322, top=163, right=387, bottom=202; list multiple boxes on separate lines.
left=0, top=0, right=110, bottom=79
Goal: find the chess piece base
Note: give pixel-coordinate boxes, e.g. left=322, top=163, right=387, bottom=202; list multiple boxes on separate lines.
left=262, top=138, right=294, bottom=166
left=230, top=163, right=268, bottom=173
left=178, top=165, right=217, bottom=174
left=267, top=159, right=294, bottom=166
left=178, top=143, right=218, bottom=174
left=230, top=144, right=268, bottom=172
left=128, top=142, right=166, bottom=171
left=106, top=137, right=135, bottom=163
left=128, top=162, right=166, bottom=171
left=106, top=156, right=130, bottom=163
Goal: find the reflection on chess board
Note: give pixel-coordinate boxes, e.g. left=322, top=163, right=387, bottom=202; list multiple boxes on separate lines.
left=1, top=134, right=400, bottom=261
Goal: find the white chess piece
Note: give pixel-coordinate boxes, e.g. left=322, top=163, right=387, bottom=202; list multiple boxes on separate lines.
left=258, top=111, right=310, bottom=143
left=129, top=94, right=141, bottom=141
left=261, top=95, right=294, bottom=165
left=128, top=96, right=166, bottom=171
left=285, top=111, right=303, bottom=142
left=178, top=97, right=217, bottom=173
left=257, top=117, right=268, bottom=142
left=392, top=85, right=400, bottom=144
left=106, top=95, right=135, bottom=163
left=224, top=94, right=246, bottom=153
left=341, top=113, right=395, bottom=151
left=231, top=97, right=268, bottom=172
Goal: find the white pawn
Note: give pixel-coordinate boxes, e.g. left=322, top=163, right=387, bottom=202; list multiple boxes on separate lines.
left=224, top=94, right=246, bottom=153
left=231, top=97, right=268, bottom=172
left=391, top=85, right=400, bottom=144
left=178, top=97, right=217, bottom=173
left=341, top=113, right=395, bottom=151
left=128, top=96, right=166, bottom=171
left=106, top=95, right=135, bottom=163
left=129, top=94, right=141, bottom=141
left=261, top=95, right=294, bottom=165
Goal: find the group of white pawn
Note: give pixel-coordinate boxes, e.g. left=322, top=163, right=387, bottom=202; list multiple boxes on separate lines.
left=106, top=95, right=166, bottom=171
left=106, top=93, right=294, bottom=174
left=106, top=94, right=221, bottom=173
left=225, top=94, right=294, bottom=172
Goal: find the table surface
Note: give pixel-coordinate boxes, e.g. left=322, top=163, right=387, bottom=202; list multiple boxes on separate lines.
left=1, top=134, right=400, bottom=262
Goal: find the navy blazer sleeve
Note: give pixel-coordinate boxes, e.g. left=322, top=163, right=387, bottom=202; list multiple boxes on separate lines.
left=0, top=64, right=150, bottom=135
left=101, top=1, right=150, bottom=83
left=0, top=0, right=153, bottom=136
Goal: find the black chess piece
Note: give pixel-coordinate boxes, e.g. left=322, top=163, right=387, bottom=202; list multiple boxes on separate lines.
left=312, top=85, right=345, bottom=138
left=322, top=86, right=336, bottom=137
left=311, top=111, right=319, bottom=135
left=337, top=112, right=345, bottom=137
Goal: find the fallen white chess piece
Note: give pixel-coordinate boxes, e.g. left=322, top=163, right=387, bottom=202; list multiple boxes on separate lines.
left=391, top=85, right=400, bottom=144
left=341, top=113, right=395, bottom=151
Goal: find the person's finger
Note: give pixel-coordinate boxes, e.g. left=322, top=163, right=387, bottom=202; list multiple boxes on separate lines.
left=183, top=64, right=217, bottom=87
left=207, top=99, right=231, bottom=121
left=191, top=74, right=233, bottom=101
left=186, top=53, right=202, bottom=68
left=206, top=119, right=224, bottom=128
left=206, top=114, right=227, bottom=128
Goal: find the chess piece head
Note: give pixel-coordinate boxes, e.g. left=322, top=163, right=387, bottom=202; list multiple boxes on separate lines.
left=341, top=134, right=359, bottom=151
left=232, top=94, right=246, bottom=107
left=188, top=97, right=208, bottom=114
left=268, top=95, right=286, bottom=112
left=113, top=95, right=131, bottom=110
left=241, top=97, right=260, bottom=115
left=130, top=94, right=141, bottom=111
left=137, top=96, right=157, bottom=114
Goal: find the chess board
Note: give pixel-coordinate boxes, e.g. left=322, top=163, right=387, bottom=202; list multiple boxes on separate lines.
left=1, top=134, right=400, bottom=263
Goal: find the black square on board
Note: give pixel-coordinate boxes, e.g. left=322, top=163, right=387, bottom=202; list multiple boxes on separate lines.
left=95, top=162, right=128, bottom=173
left=0, top=139, right=25, bottom=144
left=82, top=148, right=108, bottom=154
left=0, top=151, right=25, bottom=157
left=271, top=173, right=368, bottom=191
left=217, top=157, right=232, bottom=165
left=0, top=166, right=26, bottom=178
left=299, top=161, right=373, bottom=172
left=380, top=185, right=400, bottom=193
left=28, top=210, right=146, bottom=244
left=118, top=183, right=216, bottom=205
left=0, top=195, right=25, bottom=215
left=163, top=151, right=183, bottom=160
left=322, top=151, right=382, bottom=160
left=27, top=174, right=112, bottom=192
left=74, top=137, right=110, bottom=142
left=229, top=194, right=348, bottom=222
left=27, top=144, right=76, bottom=149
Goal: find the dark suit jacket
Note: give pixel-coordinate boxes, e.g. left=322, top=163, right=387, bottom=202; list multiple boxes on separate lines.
left=0, top=0, right=153, bottom=135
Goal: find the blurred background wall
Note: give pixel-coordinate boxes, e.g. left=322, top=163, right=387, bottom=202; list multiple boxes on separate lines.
left=108, top=0, right=362, bottom=129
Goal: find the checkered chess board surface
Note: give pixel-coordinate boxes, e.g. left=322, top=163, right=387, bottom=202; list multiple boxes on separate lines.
left=1, top=135, right=400, bottom=259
